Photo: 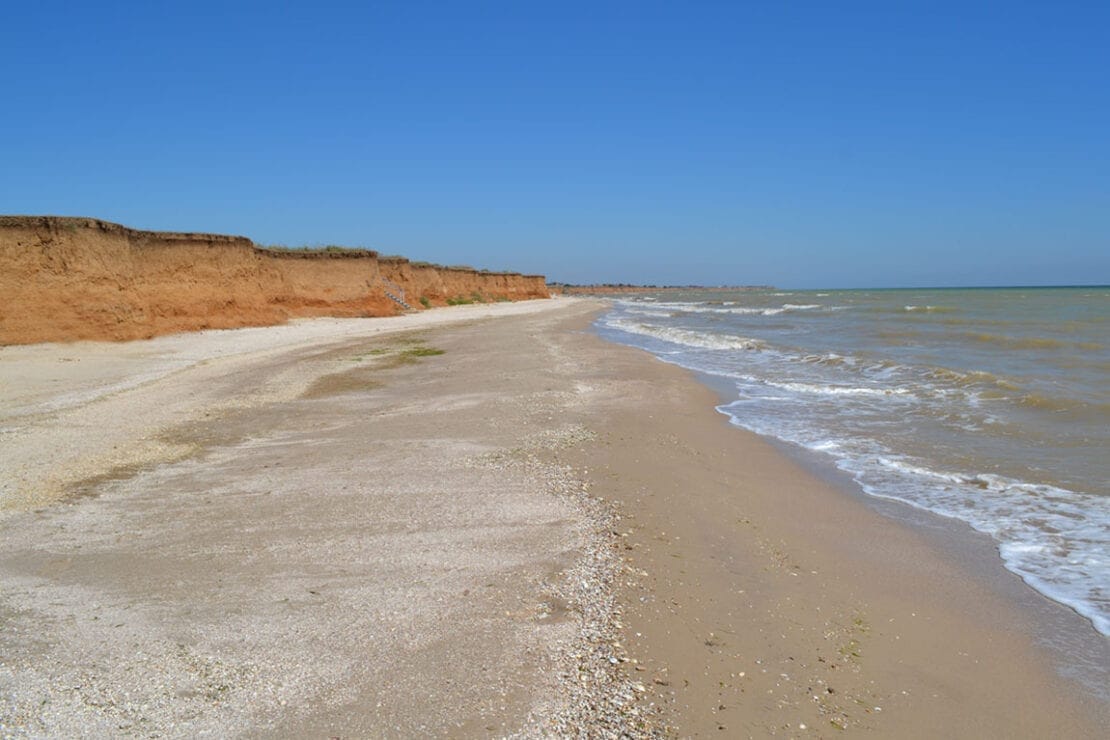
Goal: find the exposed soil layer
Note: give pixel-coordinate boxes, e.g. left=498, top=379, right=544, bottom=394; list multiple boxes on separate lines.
left=0, top=216, right=549, bottom=344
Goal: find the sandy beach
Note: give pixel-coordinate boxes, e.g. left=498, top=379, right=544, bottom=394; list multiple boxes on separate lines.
left=1, top=299, right=1106, bottom=738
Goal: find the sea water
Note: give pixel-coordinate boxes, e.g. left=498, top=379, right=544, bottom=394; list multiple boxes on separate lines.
left=595, top=287, right=1109, bottom=636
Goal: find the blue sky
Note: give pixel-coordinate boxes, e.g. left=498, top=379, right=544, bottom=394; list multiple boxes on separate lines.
left=2, top=1, right=1107, bottom=287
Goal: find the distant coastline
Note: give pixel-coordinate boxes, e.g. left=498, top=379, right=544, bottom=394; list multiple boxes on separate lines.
left=556, top=283, right=1108, bottom=294
left=551, top=283, right=774, bottom=295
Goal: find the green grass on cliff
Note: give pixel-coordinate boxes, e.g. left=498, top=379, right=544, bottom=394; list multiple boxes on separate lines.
left=261, top=243, right=374, bottom=255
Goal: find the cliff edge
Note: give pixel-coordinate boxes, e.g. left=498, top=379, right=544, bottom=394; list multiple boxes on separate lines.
left=0, top=216, right=549, bottom=344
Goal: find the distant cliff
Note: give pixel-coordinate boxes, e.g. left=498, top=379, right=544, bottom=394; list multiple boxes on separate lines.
left=0, top=216, right=549, bottom=344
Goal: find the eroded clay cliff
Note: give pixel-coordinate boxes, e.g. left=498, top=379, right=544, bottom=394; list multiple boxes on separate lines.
left=0, top=216, right=549, bottom=344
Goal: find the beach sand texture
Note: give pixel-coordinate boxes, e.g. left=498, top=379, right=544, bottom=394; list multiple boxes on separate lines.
left=1, top=299, right=1105, bottom=737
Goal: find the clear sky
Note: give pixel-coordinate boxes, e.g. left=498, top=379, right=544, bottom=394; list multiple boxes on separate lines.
left=2, top=1, right=1107, bottom=288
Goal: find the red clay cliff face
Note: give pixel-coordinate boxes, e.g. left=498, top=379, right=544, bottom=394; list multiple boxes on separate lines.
left=0, top=216, right=549, bottom=345
left=379, top=258, right=548, bottom=307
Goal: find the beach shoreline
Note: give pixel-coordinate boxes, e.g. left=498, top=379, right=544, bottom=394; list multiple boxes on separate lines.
left=570, top=310, right=1107, bottom=737
left=1, top=299, right=1105, bottom=737
left=688, top=362, right=1110, bottom=704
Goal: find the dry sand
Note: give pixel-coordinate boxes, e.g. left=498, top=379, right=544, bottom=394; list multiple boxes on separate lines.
left=1, top=299, right=1106, bottom=737
left=1, top=299, right=652, bottom=737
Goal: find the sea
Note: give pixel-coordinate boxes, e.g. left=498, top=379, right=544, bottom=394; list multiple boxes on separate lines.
left=595, top=286, right=1109, bottom=637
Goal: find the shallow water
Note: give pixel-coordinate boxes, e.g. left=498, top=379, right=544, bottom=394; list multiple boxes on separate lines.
left=595, top=286, right=1110, bottom=636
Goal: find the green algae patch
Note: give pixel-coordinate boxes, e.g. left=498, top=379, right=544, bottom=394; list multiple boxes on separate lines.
left=303, top=342, right=446, bottom=398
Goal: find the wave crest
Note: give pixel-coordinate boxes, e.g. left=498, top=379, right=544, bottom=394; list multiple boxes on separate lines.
left=604, top=318, right=765, bottom=351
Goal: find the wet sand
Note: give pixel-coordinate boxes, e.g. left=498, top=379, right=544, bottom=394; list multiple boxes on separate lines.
left=1, top=299, right=1105, bottom=737
left=558, top=320, right=1109, bottom=738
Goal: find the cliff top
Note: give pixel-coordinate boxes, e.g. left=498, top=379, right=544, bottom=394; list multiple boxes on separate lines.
left=0, top=215, right=545, bottom=276
left=257, top=245, right=379, bottom=259
left=0, top=215, right=253, bottom=246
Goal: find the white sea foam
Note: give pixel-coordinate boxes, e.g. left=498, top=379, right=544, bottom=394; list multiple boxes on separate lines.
left=597, top=296, right=1110, bottom=638
left=717, top=397, right=1110, bottom=637
left=623, top=307, right=676, bottom=319
left=617, top=300, right=838, bottom=317
left=854, top=458, right=1110, bottom=636
left=810, top=440, right=842, bottom=451
left=799, top=352, right=857, bottom=367
left=758, top=379, right=915, bottom=398
left=875, top=456, right=968, bottom=482
left=650, top=302, right=762, bottom=315
left=603, top=318, right=765, bottom=351
left=902, top=304, right=953, bottom=312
